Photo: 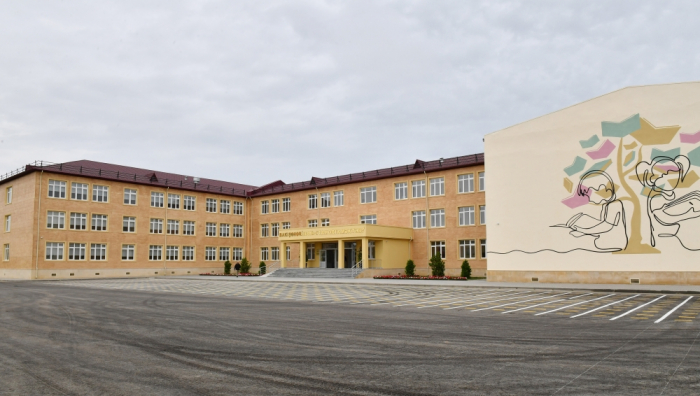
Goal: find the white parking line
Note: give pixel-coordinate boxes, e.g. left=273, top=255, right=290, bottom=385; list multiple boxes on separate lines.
left=568, top=292, right=593, bottom=299
left=472, top=292, right=571, bottom=312
left=609, top=295, right=666, bottom=321
left=444, top=291, right=550, bottom=310
left=402, top=290, right=524, bottom=308
left=570, top=294, right=640, bottom=318
left=501, top=298, right=568, bottom=314
left=535, top=294, right=615, bottom=316
left=655, top=296, right=694, bottom=324
left=414, top=290, right=513, bottom=308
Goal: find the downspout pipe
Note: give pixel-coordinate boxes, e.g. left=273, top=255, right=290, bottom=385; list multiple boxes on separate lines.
left=35, top=170, right=44, bottom=279
left=423, top=166, right=429, bottom=262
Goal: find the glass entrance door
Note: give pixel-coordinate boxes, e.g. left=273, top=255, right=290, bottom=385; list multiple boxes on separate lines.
left=326, top=249, right=336, bottom=268
left=344, top=242, right=356, bottom=269
left=320, top=250, right=327, bottom=268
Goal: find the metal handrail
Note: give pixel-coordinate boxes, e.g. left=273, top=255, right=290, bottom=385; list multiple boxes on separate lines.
left=263, top=261, right=280, bottom=275
left=351, top=260, right=363, bottom=278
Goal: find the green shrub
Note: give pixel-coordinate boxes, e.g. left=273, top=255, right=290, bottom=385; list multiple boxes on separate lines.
left=259, top=262, right=267, bottom=275
left=461, top=260, right=472, bottom=279
left=240, top=257, right=251, bottom=273
left=428, top=254, right=445, bottom=276
left=405, top=260, right=415, bottom=276
left=224, top=260, right=232, bottom=275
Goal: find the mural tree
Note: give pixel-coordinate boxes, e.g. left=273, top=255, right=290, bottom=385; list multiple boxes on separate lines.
left=561, top=114, right=700, bottom=254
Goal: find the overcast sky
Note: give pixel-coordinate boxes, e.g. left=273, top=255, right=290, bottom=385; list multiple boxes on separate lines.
left=1, top=1, right=699, bottom=186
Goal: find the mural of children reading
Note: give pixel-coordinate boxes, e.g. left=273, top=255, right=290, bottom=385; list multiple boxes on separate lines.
left=552, top=170, right=628, bottom=251
left=636, top=155, right=700, bottom=250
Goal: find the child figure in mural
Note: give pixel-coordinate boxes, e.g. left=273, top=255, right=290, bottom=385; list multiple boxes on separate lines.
left=636, top=155, right=700, bottom=250
left=558, top=170, right=629, bottom=251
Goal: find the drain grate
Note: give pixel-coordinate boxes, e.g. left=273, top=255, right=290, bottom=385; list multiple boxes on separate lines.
left=531, top=277, right=539, bottom=282
left=630, top=278, right=640, bottom=284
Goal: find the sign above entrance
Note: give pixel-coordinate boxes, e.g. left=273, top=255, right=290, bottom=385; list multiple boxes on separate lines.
left=279, top=227, right=366, bottom=238
left=278, top=224, right=413, bottom=242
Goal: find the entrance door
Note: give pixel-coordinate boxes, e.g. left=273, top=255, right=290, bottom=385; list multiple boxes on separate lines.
left=320, top=250, right=327, bottom=268
left=344, top=243, right=356, bottom=269
left=326, top=249, right=336, bottom=269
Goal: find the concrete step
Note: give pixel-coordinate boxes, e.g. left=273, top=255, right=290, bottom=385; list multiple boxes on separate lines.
left=266, top=268, right=360, bottom=279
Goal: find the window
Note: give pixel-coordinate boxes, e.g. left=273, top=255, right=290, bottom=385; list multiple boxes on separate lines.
left=151, top=192, right=164, bottom=208
left=480, top=205, right=486, bottom=224
left=219, top=223, right=230, bottom=237
left=184, top=195, right=196, bottom=211
left=261, top=200, right=269, bottom=214
left=286, top=246, right=290, bottom=261
left=271, top=223, right=279, bottom=237
left=321, top=218, right=330, bottom=227
left=261, top=223, right=269, bottom=237
left=168, top=194, right=180, bottom=209
left=93, top=185, right=109, bottom=202
left=271, top=247, right=279, bottom=261
left=308, top=194, right=317, bottom=209
left=306, top=245, right=315, bottom=260
left=90, top=244, right=107, bottom=261
left=123, top=216, right=136, bottom=232
left=459, top=206, right=475, bottom=226
left=166, top=245, right=179, bottom=261
left=430, top=209, right=445, bottom=228
left=308, top=219, right=317, bottom=228
left=233, top=201, right=244, bottom=215
left=70, top=213, right=87, bottom=230
left=183, top=221, right=195, bottom=235
left=479, top=171, right=485, bottom=191
left=458, top=174, right=474, bottom=193
left=360, top=186, right=377, bottom=204
left=122, top=244, right=135, bottom=261
left=260, top=247, right=269, bottom=261
left=334, top=191, right=344, bottom=206
left=431, top=241, right=446, bottom=259
left=71, top=183, right=88, bottom=200
left=206, top=198, right=217, bottom=213
left=321, top=193, right=331, bottom=208
left=282, top=222, right=291, bottom=230
left=48, top=180, right=66, bottom=198
left=232, top=247, right=242, bottom=261
left=149, top=245, right=163, bottom=261
left=205, top=222, right=217, bottom=236
left=271, top=199, right=279, bottom=213
left=368, top=241, right=375, bottom=259
left=480, top=239, right=487, bottom=258
left=460, top=240, right=476, bottom=259
left=220, top=200, right=231, bottom=214
left=6, top=187, right=12, bottom=204
left=4, top=215, right=10, bottom=232
left=150, top=219, right=163, bottom=234
left=3, top=244, right=8, bottom=261
left=395, top=182, right=408, bottom=200
left=91, top=214, right=108, bottom=231
left=233, top=224, right=243, bottom=238
left=68, top=243, right=85, bottom=260
left=205, top=247, right=216, bottom=261
left=167, top=219, right=180, bottom=235
left=430, top=177, right=444, bottom=196
left=412, top=180, right=425, bottom=198
left=219, top=247, right=230, bottom=261
left=412, top=211, right=426, bottom=229
left=282, top=198, right=291, bottom=212
left=47, top=211, right=65, bottom=229
left=124, top=188, right=137, bottom=205
left=360, top=215, right=377, bottom=225
left=46, top=242, right=64, bottom=260
left=183, top=246, right=194, bottom=261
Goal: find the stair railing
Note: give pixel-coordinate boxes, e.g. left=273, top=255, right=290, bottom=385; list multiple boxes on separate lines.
left=262, top=261, right=280, bottom=276
left=351, top=260, right=363, bottom=278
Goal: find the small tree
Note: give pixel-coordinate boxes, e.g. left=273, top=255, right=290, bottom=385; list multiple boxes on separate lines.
left=259, top=261, right=267, bottom=275
left=428, top=254, right=445, bottom=276
left=461, top=260, right=472, bottom=279
left=224, top=260, right=232, bottom=275
left=240, top=257, right=251, bottom=274
left=405, top=260, right=415, bottom=276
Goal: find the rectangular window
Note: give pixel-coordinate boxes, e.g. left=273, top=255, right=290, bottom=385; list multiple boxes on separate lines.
left=360, top=186, right=377, bottom=204
left=306, top=245, right=315, bottom=260
left=184, top=195, right=196, bottom=211
left=233, top=201, right=244, bottom=215
left=150, top=218, right=163, bottom=234
left=261, top=200, right=269, bottom=214
left=233, top=224, right=243, bottom=238
left=124, top=188, right=137, bottom=205
left=480, top=205, right=486, bottom=225
left=430, top=177, right=445, bottom=196
left=360, top=215, right=377, bottom=225
left=166, top=245, right=179, bottom=261
left=271, top=199, right=279, bottom=213
left=71, top=183, right=88, bottom=200
left=6, top=187, right=12, bottom=204
left=431, top=241, right=446, bottom=259
left=205, top=222, right=217, bottom=236
left=260, top=247, right=269, bottom=261
left=151, top=192, right=164, bottom=208
left=459, top=206, right=475, bottom=226
left=167, top=219, right=180, bottom=235
left=4, top=215, right=9, bottom=232
left=271, top=247, right=279, bottom=261
left=219, top=223, right=230, bottom=237
left=48, top=180, right=66, bottom=198
left=480, top=239, right=487, bottom=258
left=430, top=209, right=445, bottom=228
left=183, top=221, right=195, bottom=235
left=320, top=192, right=331, bottom=208
left=458, top=174, right=474, bottom=193
left=123, top=216, right=136, bottom=232
left=182, top=246, right=194, bottom=261
left=3, top=244, right=8, bottom=261
left=412, top=211, right=426, bottom=229
left=122, top=244, right=135, bottom=261
left=149, top=245, right=163, bottom=261
left=205, top=247, right=216, bottom=261
left=232, top=247, right=242, bottom=261
left=368, top=241, right=376, bottom=259
left=68, top=243, right=86, bottom=260
left=282, top=198, right=291, bottom=212
left=308, top=219, right=317, bottom=228
left=168, top=194, right=180, bottom=209
left=460, top=240, right=476, bottom=259
left=334, top=191, right=344, bottom=206
left=206, top=198, right=217, bottom=213
left=412, top=180, right=425, bottom=198
left=282, top=222, right=291, bottom=230
left=285, top=246, right=290, bottom=261
left=395, top=182, right=408, bottom=200
left=93, top=185, right=109, bottom=202
left=308, top=194, right=317, bottom=209
left=70, top=213, right=87, bottom=230
left=321, top=218, right=330, bottom=227
left=220, top=200, right=231, bottom=214
left=46, top=242, right=64, bottom=260
left=261, top=223, right=269, bottom=237
left=271, top=222, right=279, bottom=237
left=90, top=244, right=107, bottom=261
left=479, top=172, right=485, bottom=191
left=47, top=211, right=65, bottom=229
left=91, top=214, right=108, bottom=231
left=219, top=247, right=230, bottom=261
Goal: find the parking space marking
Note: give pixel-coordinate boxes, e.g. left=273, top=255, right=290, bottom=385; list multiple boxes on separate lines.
left=655, top=296, right=694, bottom=324
left=570, top=294, right=640, bottom=318
left=535, top=294, right=615, bottom=316
left=444, top=291, right=549, bottom=310
left=501, top=298, right=570, bottom=314
left=472, top=292, right=571, bottom=312
left=610, top=295, right=666, bottom=321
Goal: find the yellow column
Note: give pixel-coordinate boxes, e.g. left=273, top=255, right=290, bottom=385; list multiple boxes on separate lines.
left=280, top=242, right=286, bottom=268
left=299, top=242, right=306, bottom=268
left=361, top=238, right=369, bottom=269
left=337, top=240, right=345, bottom=269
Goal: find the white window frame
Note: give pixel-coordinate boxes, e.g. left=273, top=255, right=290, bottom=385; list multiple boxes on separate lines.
left=90, top=243, right=107, bottom=261
left=360, top=215, right=377, bottom=225
left=150, top=218, right=163, bottom=234
left=459, top=206, right=475, bottom=226
left=168, top=193, right=180, bottom=209
left=271, top=199, right=279, bottom=213
left=261, top=223, right=269, bottom=237
left=233, top=224, right=243, bottom=238
left=166, top=245, right=179, bottom=261
left=261, top=200, right=269, bottom=214
left=48, top=180, right=66, bottom=199
left=206, top=198, right=217, bottom=213
left=282, top=222, right=291, bottom=230
left=480, top=239, right=487, bottom=259
left=123, top=216, right=136, bottom=232
left=333, top=191, right=344, bottom=206
left=478, top=171, right=485, bottom=191
left=6, top=187, right=12, bottom=204
left=458, top=174, right=474, bottom=194
left=232, top=247, right=242, bottom=261
left=45, top=242, right=65, bottom=260
left=308, top=194, right=317, bottom=209
left=360, top=186, right=377, bottom=204
left=321, top=218, right=330, bottom=227
left=430, top=209, right=445, bottom=228
left=219, top=247, right=230, bottom=261
left=219, top=223, right=230, bottom=237
left=47, top=211, right=65, bottom=229
left=149, top=245, right=163, bottom=261
left=395, top=182, right=408, bottom=200
left=92, top=185, right=109, bottom=202
left=91, top=214, right=108, bottom=231
left=320, top=192, right=331, bottom=208
left=429, top=177, right=445, bottom=196
left=286, top=246, right=290, bottom=261
left=271, top=247, right=279, bottom=261
left=124, top=188, right=137, bottom=205
left=68, top=243, right=85, bottom=261
left=167, top=219, right=180, bottom=235
left=260, top=247, right=269, bottom=261
left=182, top=246, right=195, bottom=261
left=184, top=195, right=196, bottom=211
left=282, top=198, right=291, bottom=212
left=412, top=180, right=425, bottom=198
left=71, top=183, right=88, bottom=201
left=183, top=220, right=195, bottom=236
left=306, top=245, right=315, bottom=260
left=151, top=192, right=164, bottom=208
left=460, top=240, right=476, bottom=259
left=205, top=222, right=217, bottom=236
left=205, top=247, right=217, bottom=261
left=233, top=201, right=244, bottom=215
left=430, top=241, right=446, bottom=259
left=412, top=211, right=425, bottom=229
left=271, top=223, right=279, bottom=237
left=70, top=213, right=87, bottom=230
left=220, top=200, right=231, bottom=214
left=122, top=244, right=135, bottom=261
left=480, top=205, right=486, bottom=225
left=3, top=243, right=9, bottom=261
left=308, top=219, right=317, bottom=228
left=4, top=215, right=9, bottom=232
